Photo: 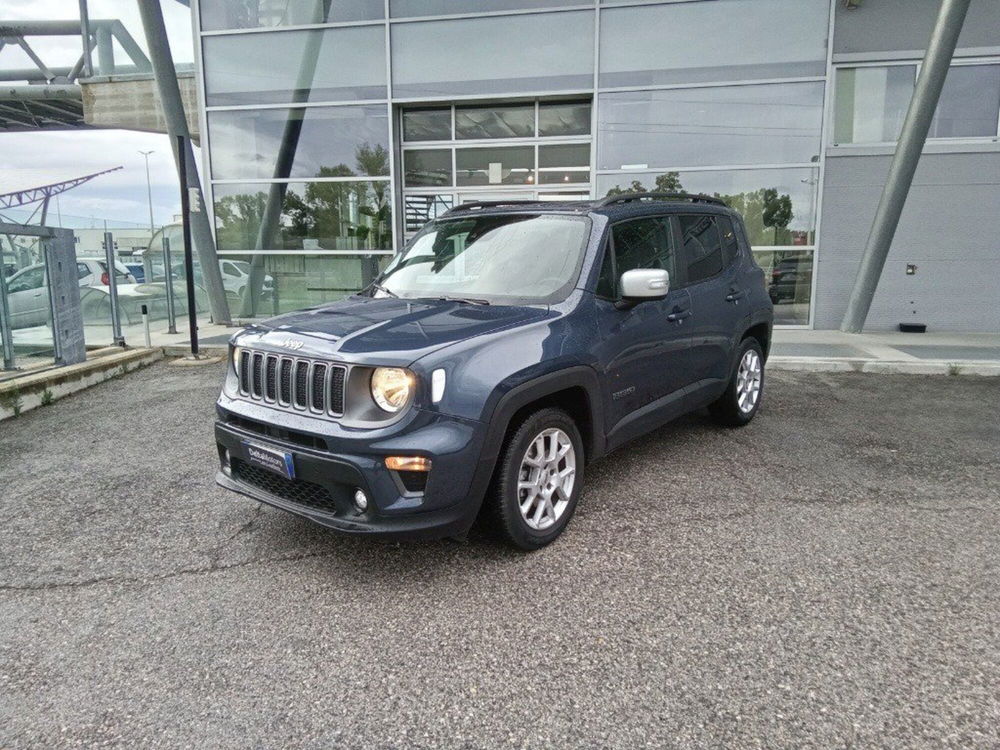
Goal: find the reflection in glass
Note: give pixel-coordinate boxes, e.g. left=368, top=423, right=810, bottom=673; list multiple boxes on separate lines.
left=598, top=82, right=824, bottom=170
left=391, top=12, right=593, bottom=97
left=404, top=149, right=452, bottom=187
left=404, top=194, right=455, bottom=234
left=201, top=0, right=384, bottom=31
left=598, top=168, right=818, bottom=247
left=834, top=66, right=915, bottom=144
left=391, top=0, right=584, bottom=16
left=539, top=101, right=592, bottom=136
left=758, top=249, right=812, bottom=325
left=456, top=104, right=534, bottom=139
left=204, top=26, right=386, bottom=106
left=456, top=146, right=534, bottom=186
left=600, top=0, right=828, bottom=87
left=213, top=181, right=393, bottom=252
left=929, top=64, right=1000, bottom=138
left=220, top=253, right=391, bottom=316
left=538, top=143, right=590, bottom=184
left=402, top=108, right=452, bottom=141
left=208, top=106, right=389, bottom=180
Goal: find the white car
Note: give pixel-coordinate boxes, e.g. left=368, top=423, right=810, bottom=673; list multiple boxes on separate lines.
left=220, top=259, right=274, bottom=301
left=4, top=259, right=135, bottom=329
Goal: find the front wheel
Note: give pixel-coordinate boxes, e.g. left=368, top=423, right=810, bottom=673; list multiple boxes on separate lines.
left=708, top=338, right=765, bottom=427
left=488, top=407, right=584, bottom=550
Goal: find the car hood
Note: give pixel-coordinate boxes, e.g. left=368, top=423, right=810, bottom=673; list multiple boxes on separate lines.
left=237, top=296, right=554, bottom=365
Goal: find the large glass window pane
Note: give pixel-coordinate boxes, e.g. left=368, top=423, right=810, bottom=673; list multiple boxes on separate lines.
left=208, top=106, right=389, bottom=180
left=598, top=82, right=824, bottom=170
left=391, top=13, right=594, bottom=98
left=221, top=253, right=392, bottom=317
left=757, top=249, right=813, bottom=325
left=600, top=0, right=828, bottom=87
left=538, top=143, right=590, bottom=184
left=213, top=181, right=393, bottom=251
left=202, top=0, right=383, bottom=31
left=402, top=108, right=452, bottom=141
left=204, top=26, right=386, bottom=106
left=597, top=168, right=818, bottom=247
left=456, top=104, right=534, bottom=140
left=929, top=64, right=1000, bottom=138
left=834, top=66, right=915, bottom=144
left=404, top=149, right=452, bottom=187
left=391, top=0, right=585, bottom=16
left=456, top=146, right=534, bottom=186
left=539, top=101, right=591, bottom=136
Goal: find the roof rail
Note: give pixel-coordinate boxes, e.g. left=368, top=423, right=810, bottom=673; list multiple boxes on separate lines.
left=442, top=199, right=543, bottom=215
left=595, top=192, right=728, bottom=208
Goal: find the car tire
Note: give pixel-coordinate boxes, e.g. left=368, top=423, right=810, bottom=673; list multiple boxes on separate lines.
left=708, top=337, right=765, bottom=427
left=488, top=407, right=584, bottom=551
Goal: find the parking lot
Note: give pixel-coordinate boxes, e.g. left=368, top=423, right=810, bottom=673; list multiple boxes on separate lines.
left=1, top=361, right=998, bottom=748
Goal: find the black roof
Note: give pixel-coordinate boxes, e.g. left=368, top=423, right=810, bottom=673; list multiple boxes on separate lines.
left=441, top=192, right=738, bottom=222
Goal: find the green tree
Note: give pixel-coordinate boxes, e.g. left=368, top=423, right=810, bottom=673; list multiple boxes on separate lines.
left=604, top=171, right=684, bottom=197
left=762, top=188, right=794, bottom=245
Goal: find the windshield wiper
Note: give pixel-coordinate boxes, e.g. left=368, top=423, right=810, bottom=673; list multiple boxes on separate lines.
left=367, top=281, right=399, bottom=298
left=437, top=295, right=490, bottom=306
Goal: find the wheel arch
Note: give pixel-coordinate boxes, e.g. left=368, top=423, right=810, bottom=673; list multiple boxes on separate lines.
left=465, top=366, right=606, bottom=514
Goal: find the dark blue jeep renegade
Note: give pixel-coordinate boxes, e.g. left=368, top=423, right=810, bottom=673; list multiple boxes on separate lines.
left=215, top=193, right=773, bottom=549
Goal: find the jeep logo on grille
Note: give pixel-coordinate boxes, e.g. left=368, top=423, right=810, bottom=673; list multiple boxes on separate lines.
left=279, top=338, right=304, bottom=350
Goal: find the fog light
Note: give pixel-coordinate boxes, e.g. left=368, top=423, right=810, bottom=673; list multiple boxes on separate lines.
left=385, top=456, right=432, bottom=472
left=353, top=488, right=369, bottom=512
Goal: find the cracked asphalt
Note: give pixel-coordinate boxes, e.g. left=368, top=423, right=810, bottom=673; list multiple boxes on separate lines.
left=1, top=361, right=998, bottom=748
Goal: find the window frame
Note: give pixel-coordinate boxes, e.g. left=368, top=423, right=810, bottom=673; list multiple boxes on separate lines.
left=831, top=56, right=1000, bottom=147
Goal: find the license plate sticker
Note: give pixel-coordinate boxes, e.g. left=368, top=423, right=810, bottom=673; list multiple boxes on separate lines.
left=242, top=441, right=295, bottom=480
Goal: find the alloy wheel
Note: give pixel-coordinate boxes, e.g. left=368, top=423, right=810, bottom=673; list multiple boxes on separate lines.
left=736, top=349, right=762, bottom=414
left=517, top=428, right=576, bottom=531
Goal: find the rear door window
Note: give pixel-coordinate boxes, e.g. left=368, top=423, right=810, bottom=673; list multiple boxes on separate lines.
left=677, top=214, right=724, bottom=284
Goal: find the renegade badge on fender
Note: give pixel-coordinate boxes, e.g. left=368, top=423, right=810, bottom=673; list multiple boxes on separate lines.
left=215, top=193, right=773, bottom=550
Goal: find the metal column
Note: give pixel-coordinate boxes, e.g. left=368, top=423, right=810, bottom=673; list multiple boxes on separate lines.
left=136, top=0, right=232, bottom=326
left=0, top=260, right=14, bottom=370
left=840, top=0, right=972, bottom=333
left=104, top=231, right=125, bottom=346
left=162, top=236, right=177, bottom=334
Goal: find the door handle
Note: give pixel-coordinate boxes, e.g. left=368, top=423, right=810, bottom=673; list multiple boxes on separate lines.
left=725, top=289, right=747, bottom=302
left=667, top=309, right=691, bottom=322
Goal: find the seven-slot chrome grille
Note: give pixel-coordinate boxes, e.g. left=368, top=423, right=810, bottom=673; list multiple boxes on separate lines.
left=236, top=349, right=347, bottom=416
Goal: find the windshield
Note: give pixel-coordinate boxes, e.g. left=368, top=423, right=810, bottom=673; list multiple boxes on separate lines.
left=374, top=213, right=589, bottom=304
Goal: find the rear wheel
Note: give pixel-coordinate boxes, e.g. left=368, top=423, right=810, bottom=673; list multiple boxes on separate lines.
left=708, top=337, right=765, bottom=427
left=488, top=407, right=584, bottom=550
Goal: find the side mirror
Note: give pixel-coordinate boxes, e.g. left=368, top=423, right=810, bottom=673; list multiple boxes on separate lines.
left=619, top=268, right=669, bottom=302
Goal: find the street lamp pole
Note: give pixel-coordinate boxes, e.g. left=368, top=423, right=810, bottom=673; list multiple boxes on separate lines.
left=138, top=150, right=155, bottom=237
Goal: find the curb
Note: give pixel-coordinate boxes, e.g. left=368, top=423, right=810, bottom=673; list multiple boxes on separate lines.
left=0, top=348, right=164, bottom=421
left=768, top=357, right=1000, bottom=376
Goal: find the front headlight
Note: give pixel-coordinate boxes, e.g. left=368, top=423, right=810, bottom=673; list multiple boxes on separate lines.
left=370, top=367, right=414, bottom=413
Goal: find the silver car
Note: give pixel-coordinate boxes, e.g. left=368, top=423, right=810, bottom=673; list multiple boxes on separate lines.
left=4, top=259, right=135, bottom=329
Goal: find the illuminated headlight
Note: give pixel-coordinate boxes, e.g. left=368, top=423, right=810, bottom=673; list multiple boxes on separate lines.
left=370, top=367, right=414, bottom=413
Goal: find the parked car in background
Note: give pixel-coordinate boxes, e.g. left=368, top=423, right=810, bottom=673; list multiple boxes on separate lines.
left=124, top=262, right=146, bottom=283
left=216, top=193, right=773, bottom=550
left=768, top=255, right=813, bottom=304
left=5, top=259, right=135, bottom=329
left=220, top=259, right=275, bottom=302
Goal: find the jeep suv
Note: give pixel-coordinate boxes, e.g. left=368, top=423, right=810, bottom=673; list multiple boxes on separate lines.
left=215, top=193, right=773, bottom=550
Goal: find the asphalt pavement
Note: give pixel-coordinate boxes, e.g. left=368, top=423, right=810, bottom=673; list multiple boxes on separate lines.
left=1, top=361, right=998, bottom=748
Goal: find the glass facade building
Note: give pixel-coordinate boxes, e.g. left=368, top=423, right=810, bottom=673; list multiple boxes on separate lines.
left=193, top=0, right=1000, bottom=329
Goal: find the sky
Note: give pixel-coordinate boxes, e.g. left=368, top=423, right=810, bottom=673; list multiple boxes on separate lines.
left=1, top=0, right=199, bottom=229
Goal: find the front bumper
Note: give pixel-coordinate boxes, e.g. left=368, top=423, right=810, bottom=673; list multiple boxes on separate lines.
left=214, top=404, right=488, bottom=540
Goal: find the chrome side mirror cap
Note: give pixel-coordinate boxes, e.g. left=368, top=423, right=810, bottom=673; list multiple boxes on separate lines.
left=620, top=268, right=670, bottom=301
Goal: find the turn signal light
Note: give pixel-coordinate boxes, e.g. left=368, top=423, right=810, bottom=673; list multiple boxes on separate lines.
left=385, top=456, right=432, bottom=472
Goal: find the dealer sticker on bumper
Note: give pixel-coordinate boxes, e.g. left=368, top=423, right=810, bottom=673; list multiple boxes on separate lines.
left=242, top=441, right=295, bottom=480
